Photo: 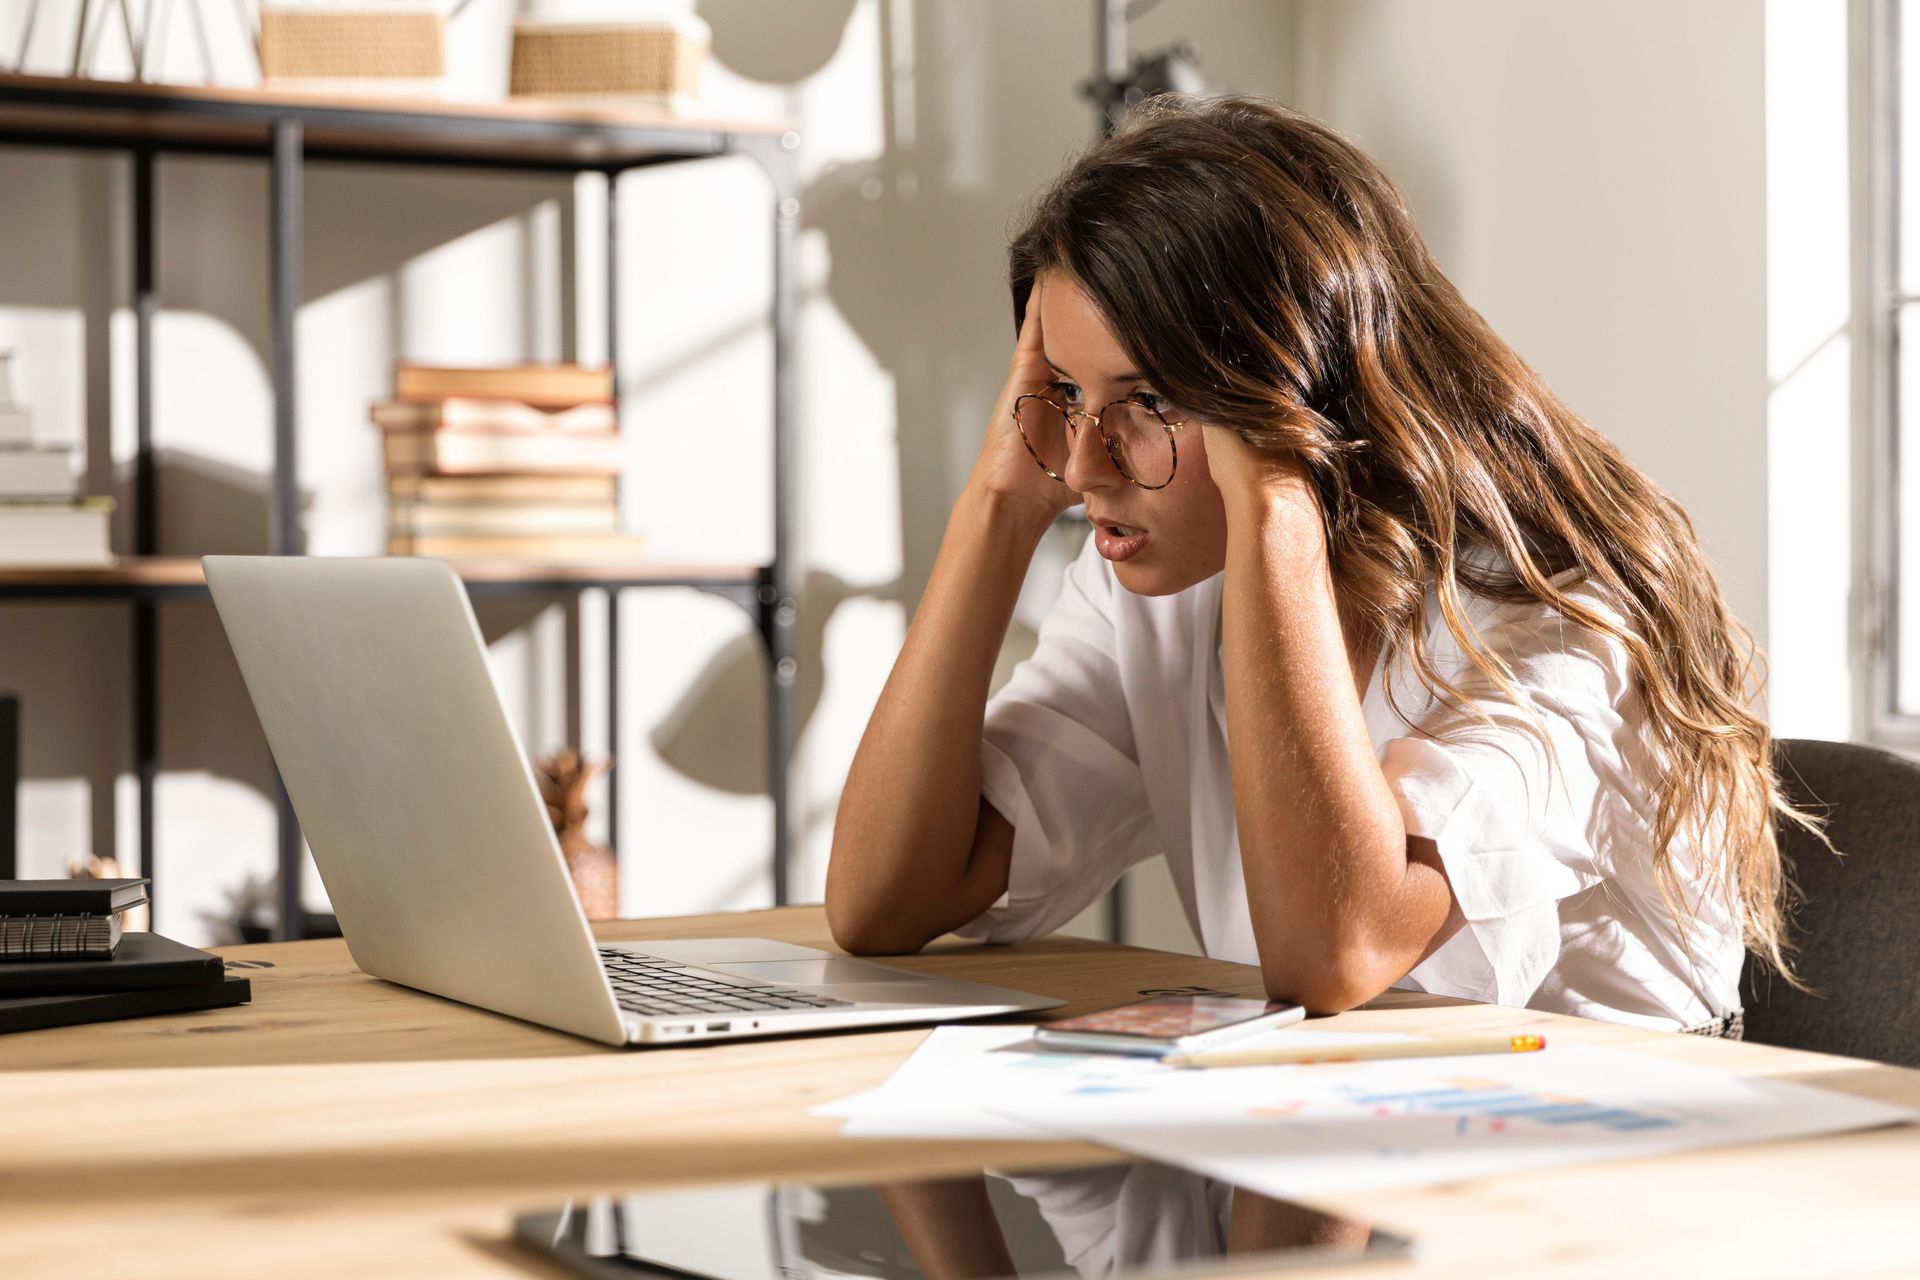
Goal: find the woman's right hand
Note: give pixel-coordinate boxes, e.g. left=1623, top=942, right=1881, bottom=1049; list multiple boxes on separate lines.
left=963, top=274, right=1079, bottom=527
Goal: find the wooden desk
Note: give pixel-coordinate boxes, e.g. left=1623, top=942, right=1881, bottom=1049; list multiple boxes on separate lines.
left=1, top=906, right=1916, bottom=1277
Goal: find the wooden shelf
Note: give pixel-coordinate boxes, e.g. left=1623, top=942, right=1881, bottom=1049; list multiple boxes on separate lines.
left=0, top=554, right=767, bottom=600
left=0, top=71, right=795, bottom=171
left=0, top=74, right=802, bottom=918
left=0, top=557, right=207, bottom=588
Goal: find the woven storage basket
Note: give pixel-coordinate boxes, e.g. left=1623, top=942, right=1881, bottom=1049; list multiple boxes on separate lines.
left=260, top=6, right=446, bottom=80
left=509, top=18, right=709, bottom=102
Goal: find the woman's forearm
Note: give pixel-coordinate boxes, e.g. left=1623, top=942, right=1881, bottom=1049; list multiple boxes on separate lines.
left=826, top=484, right=1054, bottom=953
left=1219, top=487, right=1449, bottom=1011
left=874, top=1176, right=1019, bottom=1280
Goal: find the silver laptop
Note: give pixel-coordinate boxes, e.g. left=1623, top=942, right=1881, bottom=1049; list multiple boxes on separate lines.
left=203, top=554, right=1064, bottom=1047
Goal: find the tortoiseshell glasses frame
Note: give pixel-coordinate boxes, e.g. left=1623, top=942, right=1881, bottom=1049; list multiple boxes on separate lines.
left=1010, top=391, right=1188, bottom=491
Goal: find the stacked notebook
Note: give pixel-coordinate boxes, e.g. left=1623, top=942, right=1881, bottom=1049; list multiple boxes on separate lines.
left=0, top=877, right=251, bottom=1033
left=375, top=362, right=647, bottom=561
left=0, top=877, right=148, bottom=958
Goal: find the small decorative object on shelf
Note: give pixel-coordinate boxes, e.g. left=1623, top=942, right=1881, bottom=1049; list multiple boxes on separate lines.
left=0, top=350, right=113, bottom=566
left=376, top=360, right=646, bottom=562
left=509, top=13, right=710, bottom=111
left=259, top=0, right=448, bottom=97
left=534, top=747, right=616, bottom=920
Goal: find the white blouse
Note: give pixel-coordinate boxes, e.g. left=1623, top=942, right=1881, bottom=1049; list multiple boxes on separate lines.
left=955, top=531, right=1745, bottom=1031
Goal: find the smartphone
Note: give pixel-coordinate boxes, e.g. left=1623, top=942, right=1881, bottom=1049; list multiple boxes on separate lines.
left=1033, top=993, right=1306, bottom=1057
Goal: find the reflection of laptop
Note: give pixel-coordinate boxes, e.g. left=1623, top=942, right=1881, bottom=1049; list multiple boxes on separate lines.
left=204, top=555, right=1064, bottom=1047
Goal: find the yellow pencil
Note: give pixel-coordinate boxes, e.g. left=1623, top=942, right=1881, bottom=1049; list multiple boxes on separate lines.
left=1162, top=1033, right=1548, bottom=1070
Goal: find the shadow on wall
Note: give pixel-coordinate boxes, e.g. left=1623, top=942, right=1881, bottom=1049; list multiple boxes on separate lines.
left=697, top=0, right=860, bottom=83
left=715, top=0, right=1054, bottom=610
left=649, top=0, right=1068, bottom=858
left=697, top=0, right=1125, bottom=626
left=649, top=567, right=854, bottom=795
left=637, top=0, right=1079, bottom=859
left=3, top=0, right=1102, bottom=895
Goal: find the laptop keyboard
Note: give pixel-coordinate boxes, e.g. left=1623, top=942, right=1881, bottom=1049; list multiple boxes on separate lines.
left=597, top=947, right=855, bottom=1018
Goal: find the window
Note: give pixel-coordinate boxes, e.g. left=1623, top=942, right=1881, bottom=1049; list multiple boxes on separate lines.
left=1865, top=0, right=1920, bottom=740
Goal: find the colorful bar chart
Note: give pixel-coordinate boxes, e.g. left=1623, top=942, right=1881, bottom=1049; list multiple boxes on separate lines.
left=1337, top=1077, right=1678, bottom=1131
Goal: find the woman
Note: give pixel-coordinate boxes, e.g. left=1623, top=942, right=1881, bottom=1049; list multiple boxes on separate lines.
left=825, top=92, right=1814, bottom=1034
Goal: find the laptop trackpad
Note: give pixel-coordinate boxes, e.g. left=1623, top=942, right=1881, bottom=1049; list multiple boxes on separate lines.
left=706, top=959, right=933, bottom=987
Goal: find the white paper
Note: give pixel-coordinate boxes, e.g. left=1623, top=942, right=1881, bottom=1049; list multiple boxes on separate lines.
left=987, top=1045, right=1913, bottom=1196
left=811, top=1025, right=1415, bottom=1140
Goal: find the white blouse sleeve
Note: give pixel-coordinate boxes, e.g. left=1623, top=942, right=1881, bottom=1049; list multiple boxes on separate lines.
left=952, top=536, right=1159, bottom=944
left=1381, top=589, right=1650, bottom=1008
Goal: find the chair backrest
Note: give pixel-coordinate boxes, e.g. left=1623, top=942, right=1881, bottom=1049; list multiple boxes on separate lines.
left=1741, top=738, right=1920, bottom=1067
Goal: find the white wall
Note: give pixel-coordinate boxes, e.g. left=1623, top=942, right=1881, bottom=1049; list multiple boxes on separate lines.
left=1290, top=0, right=1773, bottom=654
left=1287, top=1, right=1862, bottom=741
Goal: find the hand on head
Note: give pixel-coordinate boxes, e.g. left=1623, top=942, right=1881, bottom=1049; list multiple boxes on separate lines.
left=965, top=275, right=1080, bottom=527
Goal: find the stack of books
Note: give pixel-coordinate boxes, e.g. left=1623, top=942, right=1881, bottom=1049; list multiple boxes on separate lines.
left=0, top=877, right=252, bottom=1033
left=374, top=362, right=646, bottom=562
left=0, top=350, right=113, bottom=567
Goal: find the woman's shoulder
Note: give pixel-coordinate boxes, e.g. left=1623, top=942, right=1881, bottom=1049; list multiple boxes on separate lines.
left=1409, top=544, right=1640, bottom=711
left=1443, top=538, right=1631, bottom=637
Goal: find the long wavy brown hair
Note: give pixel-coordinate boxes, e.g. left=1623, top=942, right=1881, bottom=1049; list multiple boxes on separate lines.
left=1007, top=92, right=1820, bottom=987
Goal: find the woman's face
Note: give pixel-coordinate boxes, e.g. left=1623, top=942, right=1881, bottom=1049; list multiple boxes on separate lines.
left=1037, top=269, right=1229, bottom=596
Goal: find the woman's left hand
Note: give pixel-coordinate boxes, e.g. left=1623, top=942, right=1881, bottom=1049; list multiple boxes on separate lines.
left=1202, top=423, right=1321, bottom=528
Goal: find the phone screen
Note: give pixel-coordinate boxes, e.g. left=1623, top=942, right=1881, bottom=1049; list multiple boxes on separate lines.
left=1041, top=995, right=1284, bottom=1041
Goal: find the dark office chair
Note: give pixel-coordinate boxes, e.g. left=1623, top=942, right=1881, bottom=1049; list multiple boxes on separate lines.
left=1740, top=738, right=1920, bottom=1068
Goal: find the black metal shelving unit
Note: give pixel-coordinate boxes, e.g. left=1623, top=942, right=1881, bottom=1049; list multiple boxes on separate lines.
left=0, top=72, right=802, bottom=938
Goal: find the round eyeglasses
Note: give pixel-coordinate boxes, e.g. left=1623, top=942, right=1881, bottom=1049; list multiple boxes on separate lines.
left=1011, top=391, right=1188, bottom=491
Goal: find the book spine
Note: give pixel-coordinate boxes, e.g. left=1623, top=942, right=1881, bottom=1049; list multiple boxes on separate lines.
left=388, top=475, right=618, bottom=503
left=0, top=447, right=81, bottom=498
left=0, top=913, right=117, bottom=960
left=0, top=502, right=116, bottom=565
left=0, top=406, right=32, bottom=447
left=393, top=365, right=615, bottom=406
left=388, top=503, right=621, bottom=537
left=371, top=399, right=618, bottom=434
left=383, top=432, right=624, bottom=476
left=386, top=532, right=647, bottom=559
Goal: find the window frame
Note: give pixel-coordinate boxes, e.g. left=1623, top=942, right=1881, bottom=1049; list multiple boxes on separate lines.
left=1863, top=0, right=1915, bottom=746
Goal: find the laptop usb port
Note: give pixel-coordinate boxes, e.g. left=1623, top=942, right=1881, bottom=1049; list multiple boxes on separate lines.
left=706, top=1021, right=731, bottom=1032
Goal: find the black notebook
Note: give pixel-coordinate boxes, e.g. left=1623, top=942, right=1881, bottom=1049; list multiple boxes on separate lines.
left=0, top=931, right=225, bottom=997
left=0, top=877, right=151, bottom=915
left=0, top=975, right=251, bottom=1035
left=0, top=878, right=152, bottom=961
